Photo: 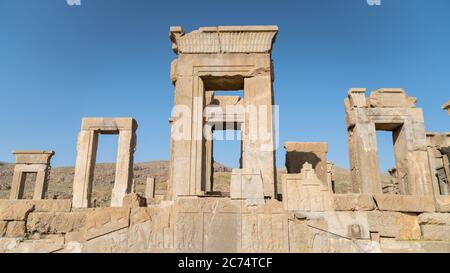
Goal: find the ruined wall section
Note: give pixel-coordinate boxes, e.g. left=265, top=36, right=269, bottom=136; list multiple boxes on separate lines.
left=1, top=196, right=450, bottom=253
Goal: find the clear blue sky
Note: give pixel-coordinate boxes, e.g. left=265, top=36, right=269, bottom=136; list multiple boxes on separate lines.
left=0, top=0, right=449, bottom=172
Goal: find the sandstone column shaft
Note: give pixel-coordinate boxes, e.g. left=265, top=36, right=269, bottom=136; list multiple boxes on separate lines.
left=111, top=130, right=136, bottom=207
left=348, top=123, right=383, bottom=194
left=72, top=130, right=98, bottom=208
left=33, top=168, right=48, bottom=200
left=243, top=75, right=276, bottom=198
left=9, top=166, right=26, bottom=199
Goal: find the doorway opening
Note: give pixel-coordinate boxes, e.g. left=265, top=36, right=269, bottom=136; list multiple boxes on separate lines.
left=375, top=123, right=404, bottom=195
left=210, top=130, right=242, bottom=195
left=91, top=134, right=118, bottom=207
left=20, top=172, right=37, bottom=199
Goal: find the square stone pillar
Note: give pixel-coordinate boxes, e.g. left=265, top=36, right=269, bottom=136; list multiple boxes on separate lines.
left=10, top=151, right=54, bottom=200
left=169, top=76, right=199, bottom=198
left=347, top=121, right=382, bottom=194
left=243, top=76, right=277, bottom=198
left=203, top=128, right=214, bottom=193
left=72, top=130, right=98, bottom=208
left=145, top=177, right=155, bottom=199
left=111, top=129, right=136, bottom=207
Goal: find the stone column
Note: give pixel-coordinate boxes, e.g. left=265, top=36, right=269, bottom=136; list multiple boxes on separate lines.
left=33, top=165, right=49, bottom=200
left=348, top=121, right=382, bottom=194
left=393, top=117, right=433, bottom=196
left=72, top=130, right=98, bottom=208
left=191, top=78, right=205, bottom=196
left=145, top=177, right=155, bottom=199
left=169, top=76, right=195, bottom=198
left=203, top=124, right=213, bottom=193
left=243, top=75, right=276, bottom=198
left=111, top=129, right=136, bottom=207
left=9, top=166, right=26, bottom=199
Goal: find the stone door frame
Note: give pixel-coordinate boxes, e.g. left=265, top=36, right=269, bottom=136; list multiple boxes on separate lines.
left=72, top=118, right=137, bottom=208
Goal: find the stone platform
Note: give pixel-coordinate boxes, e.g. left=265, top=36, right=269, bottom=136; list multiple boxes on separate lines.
left=1, top=196, right=450, bottom=253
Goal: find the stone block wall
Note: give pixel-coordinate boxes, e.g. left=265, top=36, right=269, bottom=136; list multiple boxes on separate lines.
left=1, top=196, right=450, bottom=253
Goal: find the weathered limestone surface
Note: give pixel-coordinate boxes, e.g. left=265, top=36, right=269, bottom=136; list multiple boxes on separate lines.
left=0, top=200, right=71, bottom=212
left=230, top=168, right=265, bottom=205
left=419, top=212, right=450, bottom=242
left=0, top=202, right=34, bottom=221
left=366, top=211, right=421, bottom=240
left=333, top=194, right=376, bottom=211
left=0, top=221, right=6, bottom=237
left=435, top=196, right=450, bottom=212
left=373, top=194, right=435, bottom=212
left=83, top=207, right=130, bottom=241
left=418, top=213, right=450, bottom=225
left=26, top=212, right=86, bottom=234
left=421, top=226, right=450, bottom=241
left=0, top=198, right=449, bottom=253
left=122, top=193, right=146, bottom=208
left=426, top=132, right=450, bottom=196
left=5, top=221, right=26, bottom=238
left=281, top=163, right=332, bottom=212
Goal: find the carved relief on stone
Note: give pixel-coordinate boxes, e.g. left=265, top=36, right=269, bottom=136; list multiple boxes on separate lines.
left=281, top=162, right=332, bottom=212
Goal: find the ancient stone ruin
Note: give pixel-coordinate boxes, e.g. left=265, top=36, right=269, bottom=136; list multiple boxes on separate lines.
left=72, top=118, right=138, bottom=208
left=1, top=26, right=450, bottom=253
left=168, top=26, right=277, bottom=201
left=9, top=151, right=54, bottom=200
